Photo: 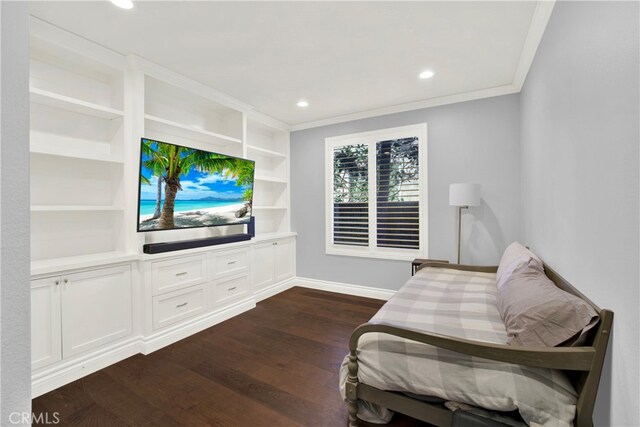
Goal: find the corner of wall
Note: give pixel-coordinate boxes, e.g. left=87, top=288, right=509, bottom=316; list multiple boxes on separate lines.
left=1, top=2, right=32, bottom=425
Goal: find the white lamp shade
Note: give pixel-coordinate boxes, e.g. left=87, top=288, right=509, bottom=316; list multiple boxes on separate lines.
left=449, top=183, right=481, bottom=207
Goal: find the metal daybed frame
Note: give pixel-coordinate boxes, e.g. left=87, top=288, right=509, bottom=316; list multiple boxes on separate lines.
left=345, top=261, right=614, bottom=427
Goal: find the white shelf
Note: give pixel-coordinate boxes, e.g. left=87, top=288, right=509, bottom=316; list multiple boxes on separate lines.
left=246, top=144, right=287, bottom=159
left=252, top=206, right=287, bottom=210
left=29, top=147, right=123, bottom=164
left=31, top=205, right=124, bottom=212
left=31, top=252, right=140, bottom=277
left=145, top=114, right=242, bottom=146
left=30, top=87, right=124, bottom=120
left=254, top=175, right=288, bottom=184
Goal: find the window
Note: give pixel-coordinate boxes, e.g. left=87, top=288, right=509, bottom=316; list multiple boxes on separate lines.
left=325, top=124, right=427, bottom=260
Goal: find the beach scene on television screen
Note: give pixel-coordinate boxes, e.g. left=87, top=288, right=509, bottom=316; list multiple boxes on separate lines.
left=138, top=139, right=254, bottom=231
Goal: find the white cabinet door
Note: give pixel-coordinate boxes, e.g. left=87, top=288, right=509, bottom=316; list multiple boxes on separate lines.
left=274, top=239, right=294, bottom=283
left=61, top=265, right=132, bottom=358
left=31, top=277, right=62, bottom=370
left=252, top=242, right=275, bottom=290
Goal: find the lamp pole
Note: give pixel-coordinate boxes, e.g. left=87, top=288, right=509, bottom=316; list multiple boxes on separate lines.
left=449, top=183, right=480, bottom=265
left=457, top=205, right=468, bottom=264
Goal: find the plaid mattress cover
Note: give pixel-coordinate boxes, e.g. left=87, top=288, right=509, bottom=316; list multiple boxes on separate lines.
left=339, top=266, right=578, bottom=426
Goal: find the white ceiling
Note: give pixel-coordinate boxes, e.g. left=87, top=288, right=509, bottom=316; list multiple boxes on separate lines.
left=29, top=1, right=553, bottom=129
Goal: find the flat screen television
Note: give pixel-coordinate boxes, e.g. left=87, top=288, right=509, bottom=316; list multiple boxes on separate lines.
left=137, top=138, right=255, bottom=232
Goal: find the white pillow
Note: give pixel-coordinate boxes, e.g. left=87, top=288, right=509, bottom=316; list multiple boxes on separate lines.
left=496, top=242, right=543, bottom=290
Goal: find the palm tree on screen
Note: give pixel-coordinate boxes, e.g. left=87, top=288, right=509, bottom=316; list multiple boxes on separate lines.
left=224, top=158, right=255, bottom=205
left=141, top=140, right=166, bottom=220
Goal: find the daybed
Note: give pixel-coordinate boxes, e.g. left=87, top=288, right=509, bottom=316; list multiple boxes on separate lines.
left=340, top=247, right=613, bottom=427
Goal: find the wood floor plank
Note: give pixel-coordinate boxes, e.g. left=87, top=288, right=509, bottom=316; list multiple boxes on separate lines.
left=33, top=287, right=427, bottom=426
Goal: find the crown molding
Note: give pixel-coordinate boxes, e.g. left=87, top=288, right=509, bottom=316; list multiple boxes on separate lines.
left=290, top=84, right=520, bottom=132
left=512, top=0, right=556, bottom=90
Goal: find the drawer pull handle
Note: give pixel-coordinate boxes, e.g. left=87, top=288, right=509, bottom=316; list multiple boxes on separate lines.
left=54, top=280, right=60, bottom=286
left=227, top=286, right=237, bottom=291
left=227, top=261, right=236, bottom=265
left=176, top=302, right=188, bottom=308
left=175, top=272, right=188, bottom=276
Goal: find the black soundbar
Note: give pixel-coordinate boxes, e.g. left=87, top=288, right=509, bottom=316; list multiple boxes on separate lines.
left=143, top=233, right=252, bottom=254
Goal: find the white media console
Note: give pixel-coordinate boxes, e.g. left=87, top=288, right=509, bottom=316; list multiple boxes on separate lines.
left=31, top=234, right=296, bottom=397
left=28, top=18, right=296, bottom=397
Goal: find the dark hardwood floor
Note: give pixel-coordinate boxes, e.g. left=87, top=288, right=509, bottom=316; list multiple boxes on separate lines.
left=33, top=287, right=428, bottom=426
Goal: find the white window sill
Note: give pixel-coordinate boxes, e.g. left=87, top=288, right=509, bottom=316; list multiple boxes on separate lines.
left=325, top=246, right=423, bottom=262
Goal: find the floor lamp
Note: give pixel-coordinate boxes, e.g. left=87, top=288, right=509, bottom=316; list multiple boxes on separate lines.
left=449, top=183, right=481, bottom=264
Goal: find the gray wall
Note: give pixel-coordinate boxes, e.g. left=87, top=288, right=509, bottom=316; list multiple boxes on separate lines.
left=1, top=2, right=32, bottom=425
left=520, top=2, right=639, bottom=426
left=291, top=94, right=521, bottom=290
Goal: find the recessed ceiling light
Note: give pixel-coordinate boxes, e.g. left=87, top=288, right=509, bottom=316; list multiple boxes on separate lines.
left=297, top=100, right=309, bottom=108
left=419, top=70, right=435, bottom=79
left=110, top=0, right=134, bottom=9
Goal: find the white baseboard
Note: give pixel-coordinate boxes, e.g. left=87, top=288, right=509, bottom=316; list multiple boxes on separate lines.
left=31, top=336, right=143, bottom=398
left=141, top=297, right=256, bottom=354
left=254, top=277, right=296, bottom=303
left=294, top=276, right=396, bottom=300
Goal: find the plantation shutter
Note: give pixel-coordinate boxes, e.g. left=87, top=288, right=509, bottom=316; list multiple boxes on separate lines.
left=328, top=124, right=425, bottom=257
left=332, top=144, right=369, bottom=247
left=332, top=138, right=420, bottom=250
left=376, top=137, right=420, bottom=250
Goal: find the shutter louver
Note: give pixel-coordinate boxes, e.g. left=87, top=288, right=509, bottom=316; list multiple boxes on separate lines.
left=332, top=144, right=369, bottom=247
left=376, top=137, right=420, bottom=250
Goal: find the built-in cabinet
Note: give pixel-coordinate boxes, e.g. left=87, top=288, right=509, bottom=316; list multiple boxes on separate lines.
left=31, top=278, right=62, bottom=370
left=60, top=266, right=133, bottom=358
left=28, top=17, right=297, bottom=398
left=31, top=265, right=132, bottom=368
left=143, top=237, right=293, bottom=337
left=253, top=237, right=295, bottom=290
left=152, top=284, right=208, bottom=330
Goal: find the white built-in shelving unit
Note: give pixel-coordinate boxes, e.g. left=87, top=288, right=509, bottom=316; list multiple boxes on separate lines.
left=29, top=22, right=130, bottom=272
left=143, top=75, right=244, bottom=152
left=246, top=117, right=290, bottom=236
left=28, top=16, right=296, bottom=398
left=28, top=18, right=293, bottom=271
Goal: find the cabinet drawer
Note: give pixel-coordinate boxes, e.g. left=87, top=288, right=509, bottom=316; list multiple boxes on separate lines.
left=152, top=285, right=206, bottom=330
left=212, top=249, right=248, bottom=278
left=214, top=274, right=249, bottom=305
left=151, top=255, right=207, bottom=296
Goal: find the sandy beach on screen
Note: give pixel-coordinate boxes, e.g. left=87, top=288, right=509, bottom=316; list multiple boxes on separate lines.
left=139, top=203, right=249, bottom=230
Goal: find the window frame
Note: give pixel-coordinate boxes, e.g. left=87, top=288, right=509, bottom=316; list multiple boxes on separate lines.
left=324, top=123, right=428, bottom=261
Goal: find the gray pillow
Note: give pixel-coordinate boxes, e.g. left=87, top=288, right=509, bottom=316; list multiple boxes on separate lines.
left=496, top=242, right=544, bottom=290
left=497, top=264, right=599, bottom=347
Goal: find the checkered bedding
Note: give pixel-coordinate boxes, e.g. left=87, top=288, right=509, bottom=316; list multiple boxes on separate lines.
left=339, top=267, right=578, bottom=426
